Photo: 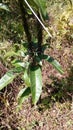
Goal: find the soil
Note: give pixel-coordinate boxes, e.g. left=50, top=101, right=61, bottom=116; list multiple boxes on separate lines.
left=0, top=2, right=73, bottom=129
left=0, top=38, right=73, bottom=130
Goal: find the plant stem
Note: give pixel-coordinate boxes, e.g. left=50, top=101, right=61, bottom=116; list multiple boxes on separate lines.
left=24, top=0, right=52, bottom=38
left=37, top=13, right=42, bottom=55
left=18, top=0, right=31, bottom=43
left=18, top=0, right=34, bottom=56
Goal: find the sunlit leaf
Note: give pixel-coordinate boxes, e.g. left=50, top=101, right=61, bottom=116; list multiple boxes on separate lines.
left=29, top=65, right=42, bottom=104
left=12, top=60, right=29, bottom=69
left=0, top=71, right=16, bottom=91
left=12, top=60, right=26, bottom=68
left=12, top=67, right=24, bottom=73
left=0, top=3, right=9, bottom=11
left=0, top=67, right=24, bottom=91
left=4, top=51, right=19, bottom=59
left=23, top=69, right=30, bottom=86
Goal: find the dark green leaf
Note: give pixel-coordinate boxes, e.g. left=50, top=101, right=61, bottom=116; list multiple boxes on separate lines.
left=17, top=87, right=31, bottom=107
left=42, top=44, right=50, bottom=52
left=29, top=65, right=42, bottom=104
left=40, top=54, right=64, bottom=74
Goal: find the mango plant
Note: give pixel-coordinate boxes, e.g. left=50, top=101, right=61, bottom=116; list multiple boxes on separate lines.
left=0, top=0, right=64, bottom=106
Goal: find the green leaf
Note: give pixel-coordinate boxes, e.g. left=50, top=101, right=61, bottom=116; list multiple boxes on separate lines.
left=0, top=3, right=10, bottom=11
left=34, top=0, right=48, bottom=20
left=0, top=67, right=24, bottom=91
left=40, top=54, right=64, bottom=74
left=42, top=44, right=50, bottom=52
left=12, top=60, right=30, bottom=70
left=4, top=51, right=19, bottom=59
left=12, top=67, right=24, bottom=73
left=23, top=0, right=48, bottom=20
left=23, top=69, right=30, bottom=86
left=23, top=0, right=38, bottom=12
left=17, top=87, right=31, bottom=107
left=0, top=71, right=16, bottom=91
left=12, top=60, right=27, bottom=68
left=29, top=65, right=42, bottom=104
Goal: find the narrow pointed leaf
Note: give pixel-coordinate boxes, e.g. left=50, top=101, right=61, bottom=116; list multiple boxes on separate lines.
left=40, top=54, right=64, bottom=74
left=0, top=71, right=16, bottom=91
left=0, top=67, right=24, bottom=91
left=17, top=87, right=31, bottom=106
left=29, top=65, right=42, bottom=104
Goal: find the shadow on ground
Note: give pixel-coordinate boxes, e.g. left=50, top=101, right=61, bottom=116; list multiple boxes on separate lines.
left=38, top=66, right=73, bottom=111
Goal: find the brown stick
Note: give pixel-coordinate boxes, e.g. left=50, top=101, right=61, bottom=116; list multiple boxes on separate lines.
left=18, top=0, right=31, bottom=43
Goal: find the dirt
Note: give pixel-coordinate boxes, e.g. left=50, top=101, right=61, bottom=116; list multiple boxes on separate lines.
left=0, top=3, right=73, bottom=129
left=0, top=37, right=73, bottom=130
left=16, top=38, right=73, bottom=130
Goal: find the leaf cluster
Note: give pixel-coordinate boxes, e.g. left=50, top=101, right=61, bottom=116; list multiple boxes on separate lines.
left=0, top=0, right=64, bottom=107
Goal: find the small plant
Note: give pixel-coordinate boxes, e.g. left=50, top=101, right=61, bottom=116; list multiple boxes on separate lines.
left=0, top=0, right=63, bottom=107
